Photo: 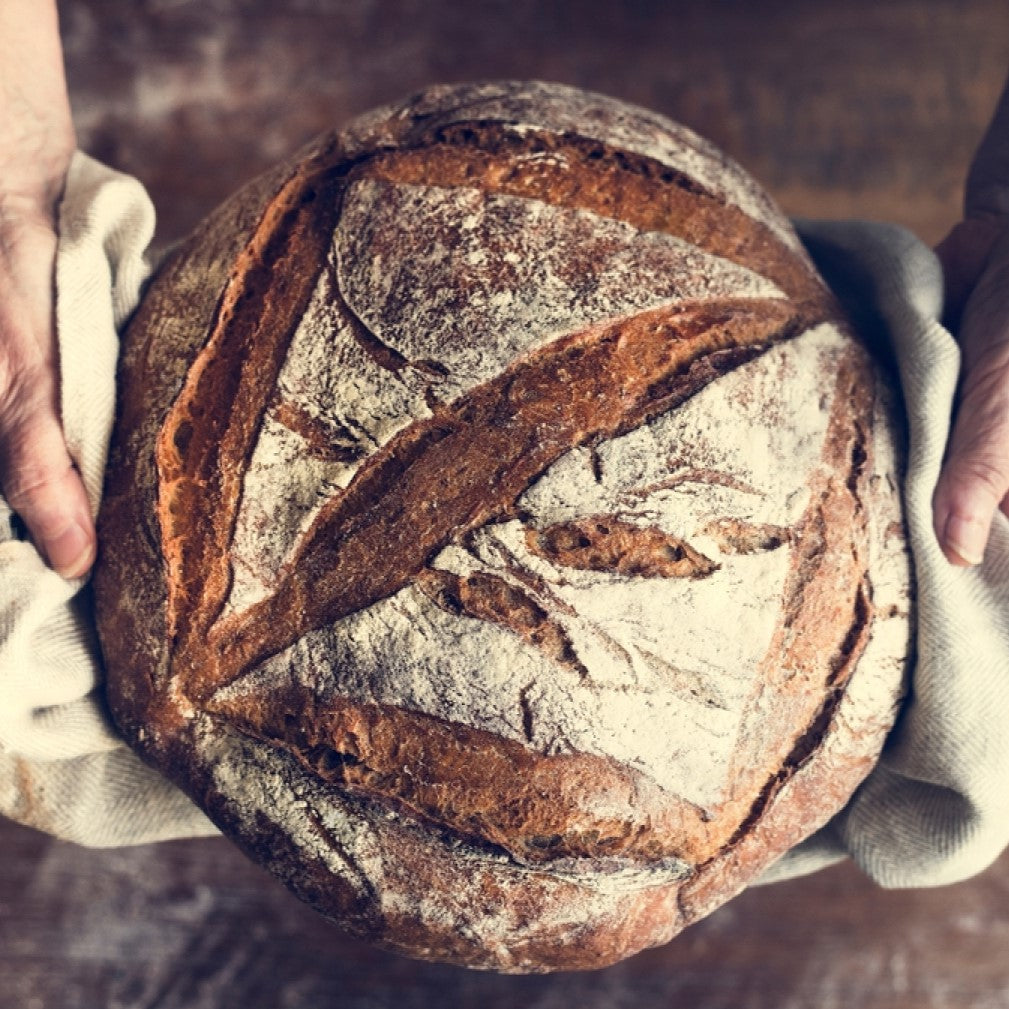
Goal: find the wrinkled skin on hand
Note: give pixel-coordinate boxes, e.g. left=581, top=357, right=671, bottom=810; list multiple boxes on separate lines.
left=933, top=73, right=1009, bottom=569
left=0, top=194, right=95, bottom=577
left=933, top=219, right=1009, bottom=567
left=0, top=0, right=92, bottom=578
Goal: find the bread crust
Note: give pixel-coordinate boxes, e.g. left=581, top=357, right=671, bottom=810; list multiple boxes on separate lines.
left=95, top=81, right=911, bottom=972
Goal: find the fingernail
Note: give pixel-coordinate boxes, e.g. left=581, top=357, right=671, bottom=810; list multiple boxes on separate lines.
left=944, top=512, right=987, bottom=566
left=45, top=520, right=96, bottom=578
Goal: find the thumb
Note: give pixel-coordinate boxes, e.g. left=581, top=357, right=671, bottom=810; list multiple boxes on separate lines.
left=932, top=235, right=1009, bottom=567
left=934, top=218, right=1005, bottom=333
left=0, top=375, right=95, bottom=578
left=933, top=402, right=1009, bottom=566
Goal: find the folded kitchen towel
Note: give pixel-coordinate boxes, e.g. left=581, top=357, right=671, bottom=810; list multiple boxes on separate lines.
left=0, top=152, right=216, bottom=845
left=1, top=153, right=1007, bottom=889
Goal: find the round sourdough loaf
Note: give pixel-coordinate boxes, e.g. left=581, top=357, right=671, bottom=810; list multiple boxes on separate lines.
left=94, top=80, right=912, bottom=972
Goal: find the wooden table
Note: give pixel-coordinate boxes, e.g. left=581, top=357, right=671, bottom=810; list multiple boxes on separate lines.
left=4, top=2, right=1009, bottom=1006
left=4, top=816, right=1009, bottom=1008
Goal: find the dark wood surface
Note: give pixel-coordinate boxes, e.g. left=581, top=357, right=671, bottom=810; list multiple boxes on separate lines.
left=62, top=0, right=1009, bottom=247
left=4, top=2, right=1009, bottom=1006
left=4, top=815, right=1009, bottom=1009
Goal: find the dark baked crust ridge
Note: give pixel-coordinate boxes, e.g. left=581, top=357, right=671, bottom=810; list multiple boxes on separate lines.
left=205, top=298, right=800, bottom=692
left=361, top=126, right=832, bottom=318
left=197, top=337, right=879, bottom=878
left=208, top=686, right=715, bottom=868
left=715, top=343, right=876, bottom=838
left=94, top=81, right=909, bottom=972
left=186, top=723, right=690, bottom=973
left=96, top=139, right=344, bottom=736
left=384, top=80, right=800, bottom=254
left=158, top=149, right=350, bottom=679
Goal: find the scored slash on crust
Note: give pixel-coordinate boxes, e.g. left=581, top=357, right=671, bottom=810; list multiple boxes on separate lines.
left=155, top=114, right=853, bottom=850
left=146, top=120, right=868, bottom=872
left=94, top=82, right=909, bottom=972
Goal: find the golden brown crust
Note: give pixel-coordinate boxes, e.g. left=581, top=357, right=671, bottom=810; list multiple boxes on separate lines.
left=360, top=128, right=832, bottom=316
left=212, top=686, right=710, bottom=866
left=203, top=297, right=800, bottom=694
left=94, top=81, right=909, bottom=972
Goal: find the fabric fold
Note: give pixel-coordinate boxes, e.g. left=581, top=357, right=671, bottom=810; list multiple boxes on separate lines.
left=1, top=158, right=1007, bottom=882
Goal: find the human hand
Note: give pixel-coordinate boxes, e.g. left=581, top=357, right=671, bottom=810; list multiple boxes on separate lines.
left=932, top=72, right=1009, bottom=568
left=0, top=0, right=93, bottom=578
left=933, top=217, right=1009, bottom=567
left=0, top=193, right=95, bottom=578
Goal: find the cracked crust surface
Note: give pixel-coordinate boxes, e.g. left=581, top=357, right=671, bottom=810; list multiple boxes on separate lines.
left=94, top=81, right=911, bottom=972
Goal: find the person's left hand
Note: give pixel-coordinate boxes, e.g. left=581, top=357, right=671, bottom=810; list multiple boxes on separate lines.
left=933, top=217, right=1009, bottom=567
left=0, top=0, right=92, bottom=578
left=0, top=192, right=96, bottom=578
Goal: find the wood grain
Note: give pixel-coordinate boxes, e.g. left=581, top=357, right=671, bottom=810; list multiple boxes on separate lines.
left=64, top=0, right=1009, bottom=246
left=3, top=0, right=1007, bottom=1003
left=3, top=816, right=1008, bottom=1008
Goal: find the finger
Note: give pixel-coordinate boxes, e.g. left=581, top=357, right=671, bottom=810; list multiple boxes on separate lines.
left=932, top=261, right=1009, bottom=567
left=0, top=379, right=95, bottom=577
left=934, top=218, right=1005, bottom=332
left=933, top=433, right=1009, bottom=567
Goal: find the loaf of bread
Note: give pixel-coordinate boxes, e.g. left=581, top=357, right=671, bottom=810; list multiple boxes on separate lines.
left=94, top=81, right=911, bottom=972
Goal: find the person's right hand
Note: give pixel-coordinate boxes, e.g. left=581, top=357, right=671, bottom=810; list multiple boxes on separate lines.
left=931, top=72, right=1009, bottom=569
left=933, top=218, right=1009, bottom=568
left=0, top=193, right=95, bottom=578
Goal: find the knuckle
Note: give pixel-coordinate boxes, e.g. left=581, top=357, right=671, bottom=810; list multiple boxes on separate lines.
left=0, top=351, right=12, bottom=401
left=0, top=336, right=43, bottom=410
left=1, top=458, right=72, bottom=517
left=0, top=409, right=70, bottom=516
left=0, top=199, right=54, bottom=249
left=0, top=349, right=53, bottom=413
left=951, top=454, right=1009, bottom=508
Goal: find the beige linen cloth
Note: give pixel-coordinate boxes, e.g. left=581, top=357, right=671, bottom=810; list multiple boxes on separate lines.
left=1, top=153, right=1008, bottom=889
